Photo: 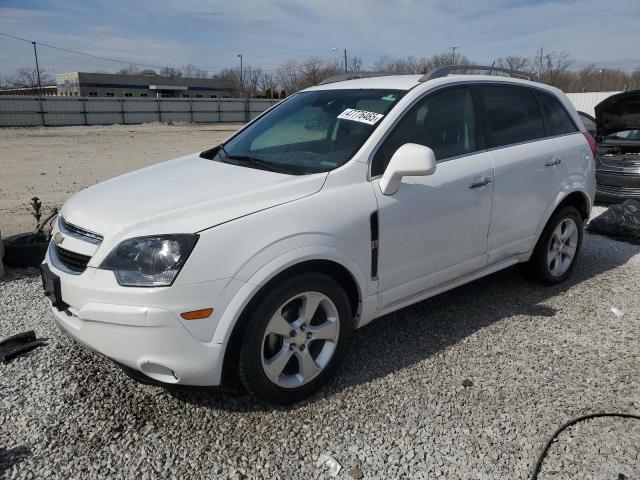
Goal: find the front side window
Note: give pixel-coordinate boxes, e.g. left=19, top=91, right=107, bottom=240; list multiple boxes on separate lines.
left=219, top=89, right=404, bottom=175
left=537, top=92, right=578, bottom=136
left=372, top=87, right=477, bottom=176
left=480, top=86, right=544, bottom=148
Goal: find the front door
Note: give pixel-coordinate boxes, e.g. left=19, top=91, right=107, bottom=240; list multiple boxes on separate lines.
left=371, top=86, right=494, bottom=308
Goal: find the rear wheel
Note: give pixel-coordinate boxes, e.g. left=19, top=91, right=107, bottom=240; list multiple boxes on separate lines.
left=238, top=273, right=352, bottom=405
left=523, top=205, right=583, bottom=285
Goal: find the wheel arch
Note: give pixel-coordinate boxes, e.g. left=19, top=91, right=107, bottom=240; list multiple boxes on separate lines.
left=218, top=254, right=365, bottom=385
left=556, top=190, right=590, bottom=221
left=530, top=188, right=591, bottom=258
left=539, top=189, right=591, bottom=234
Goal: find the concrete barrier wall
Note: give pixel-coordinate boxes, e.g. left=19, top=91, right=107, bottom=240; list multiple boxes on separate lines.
left=0, top=96, right=280, bottom=127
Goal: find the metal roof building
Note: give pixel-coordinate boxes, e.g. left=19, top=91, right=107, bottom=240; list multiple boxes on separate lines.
left=56, top=72, right=233, bottom=98
left=565, top=91, right=621, bottom=117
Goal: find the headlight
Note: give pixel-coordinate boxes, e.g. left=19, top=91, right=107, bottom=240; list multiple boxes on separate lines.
left=100, top=234, right=198, bottom=287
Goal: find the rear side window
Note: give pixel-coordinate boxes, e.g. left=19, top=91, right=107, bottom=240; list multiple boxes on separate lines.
left=537, top=92, right=578, bottom=136
left=480, top=86, right=544, bottom=148
left=372, top=87, right=477, bottom=176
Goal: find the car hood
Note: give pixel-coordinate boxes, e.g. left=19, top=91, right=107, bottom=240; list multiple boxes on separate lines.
left=595, top=90, right=640, bottom=140
left=61, top=153, right=327, bottom=239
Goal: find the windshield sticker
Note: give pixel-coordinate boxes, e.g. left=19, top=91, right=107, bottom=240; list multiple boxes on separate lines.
left=337, top=108, right=384, bottom=125
left=380, top=94, right=397, bottom=102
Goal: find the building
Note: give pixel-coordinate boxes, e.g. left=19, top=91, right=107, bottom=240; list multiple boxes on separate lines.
left=0, top=85, right=57, bottom=96
left=565, top=91, right=621, bottom=118
left=56, top=72, right=233, bottom=98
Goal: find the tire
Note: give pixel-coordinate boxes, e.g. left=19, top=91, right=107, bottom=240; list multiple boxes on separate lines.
left=523, top=205, right=583, bottom=285
left=238, top=273, right=352, bottom=405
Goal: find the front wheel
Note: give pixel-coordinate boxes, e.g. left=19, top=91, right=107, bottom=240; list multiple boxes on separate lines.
left=523, top=205, right=583, bottom=285
left=238, top=273, right=352, bottom=405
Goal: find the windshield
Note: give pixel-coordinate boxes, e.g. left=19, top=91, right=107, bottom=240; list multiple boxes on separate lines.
left=217, top=89, right=405, bottom=175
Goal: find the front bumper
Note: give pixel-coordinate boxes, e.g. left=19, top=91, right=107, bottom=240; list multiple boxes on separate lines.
left=43, top=245, right=245, bottom=386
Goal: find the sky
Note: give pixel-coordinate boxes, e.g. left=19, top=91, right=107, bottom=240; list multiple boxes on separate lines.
left=1, top=0, right=639, bottom=79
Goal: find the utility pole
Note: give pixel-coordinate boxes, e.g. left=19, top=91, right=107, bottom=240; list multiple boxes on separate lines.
left=32, top=41, right=43, bottom=95
left=332, top=48, right=348, bottom=73
left=237, top=54, right=243, bottom=97
left=32, top=41, right=45, bottom=126
left=450, top=46, right=458, bottom=65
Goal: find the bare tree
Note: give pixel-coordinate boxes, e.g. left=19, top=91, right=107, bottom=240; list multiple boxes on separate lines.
left=182, top=64, right=209, bottom=79
left=242, top=65, right=264, bottom=96
left=348, top=56, right=363, bottom=72
left=160, top=67, right=183, bottom=79
left=533, top=51, right=573, bottom=88
left=373, top=52, right=472, bottom=75
left=276, top=60, right=303, bottom=95
left=8, top=67, right=53, bottom=88
left=116, top=64, right=141, bottom=75
left=630, top=68, right=640, bottom=90
left=299, top=57, right=326, bottom=87
left=258, top=72, right=279, bottom=98
left=495, top=55, right=531, bottom=72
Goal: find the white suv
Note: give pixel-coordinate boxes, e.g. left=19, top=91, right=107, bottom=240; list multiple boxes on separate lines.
left=41, top=67, right=596, bottom=404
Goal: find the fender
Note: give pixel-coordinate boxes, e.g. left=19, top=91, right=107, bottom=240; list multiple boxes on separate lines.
left=211, top=245, right=369, bottom=346
left=529, top=185, right=593, bottom=257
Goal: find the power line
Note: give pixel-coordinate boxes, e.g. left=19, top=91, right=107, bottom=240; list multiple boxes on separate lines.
left=0, top=31, right=342, bottom=75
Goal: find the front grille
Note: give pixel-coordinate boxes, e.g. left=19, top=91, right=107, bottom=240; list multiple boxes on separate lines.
left=55, top=246, right=91, bottom=273
left=59, top=217, right=103, bottom=245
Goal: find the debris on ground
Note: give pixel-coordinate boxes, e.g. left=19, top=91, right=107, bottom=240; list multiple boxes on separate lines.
left=316, top=453, right=342, bottom=477
left=611, top=307, right=624, bottom=318
left=0, top=330, right=47, bottom=363
left=588, top=200, right=640, bottom=244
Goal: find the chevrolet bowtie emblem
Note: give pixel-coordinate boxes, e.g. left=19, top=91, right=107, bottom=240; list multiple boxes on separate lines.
left=54, top=232, right=64, bottom=245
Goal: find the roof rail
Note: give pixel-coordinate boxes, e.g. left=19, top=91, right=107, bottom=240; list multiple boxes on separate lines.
left=419, top=65, right=538, bottom=82
left=318, top=72, right=396, bottom=85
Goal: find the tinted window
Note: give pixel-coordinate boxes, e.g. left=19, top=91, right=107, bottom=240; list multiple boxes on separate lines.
left=372, top=87, right=477, bottom=176
left=538, top=92, right=578, bottom=136
left=480, top=86, right=544, bottom=147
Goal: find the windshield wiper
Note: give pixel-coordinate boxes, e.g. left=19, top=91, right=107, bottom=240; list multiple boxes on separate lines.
left=225, top=154, right=283, bottom=172
left=217, top=146, right=292, bottom=173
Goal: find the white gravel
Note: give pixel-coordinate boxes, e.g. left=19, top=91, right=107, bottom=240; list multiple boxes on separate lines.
left=1, top=209, right=640, bottom=479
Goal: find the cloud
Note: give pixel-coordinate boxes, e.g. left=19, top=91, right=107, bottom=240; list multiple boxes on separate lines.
left=0, top=0, right=638, bottom=77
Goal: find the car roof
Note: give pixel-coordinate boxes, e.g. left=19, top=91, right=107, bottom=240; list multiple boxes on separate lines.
left=306, top=74, right=558, bottom=94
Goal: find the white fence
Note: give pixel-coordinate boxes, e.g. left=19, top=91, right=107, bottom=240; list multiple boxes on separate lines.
left=0, top=96, right=280, bottom=127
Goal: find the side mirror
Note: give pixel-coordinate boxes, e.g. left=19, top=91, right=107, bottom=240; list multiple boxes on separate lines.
left=379, top=143, right=437, bottom=195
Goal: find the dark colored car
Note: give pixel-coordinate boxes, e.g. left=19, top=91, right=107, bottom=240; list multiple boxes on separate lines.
left=578, top=111, right=596, bottom=137
left=592, top=90, right=640, bottom=202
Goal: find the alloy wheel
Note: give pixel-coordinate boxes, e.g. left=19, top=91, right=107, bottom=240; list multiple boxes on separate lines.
left=261, top=291, right=340, bottom=388
left=547, top=218, right=578, bottom=277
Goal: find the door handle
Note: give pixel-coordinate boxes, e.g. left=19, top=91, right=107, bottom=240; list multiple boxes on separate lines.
left=468, top=176, right=492, bottom=189
left=545, top=158, right=562, bottom=167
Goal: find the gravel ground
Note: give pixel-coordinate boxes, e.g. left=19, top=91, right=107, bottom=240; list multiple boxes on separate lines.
left=1, top=206, right=639, bottom=479
left=0, top=123, right=242, bottom=236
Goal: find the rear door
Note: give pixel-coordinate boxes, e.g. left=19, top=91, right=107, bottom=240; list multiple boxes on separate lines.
left=480, top=85, right=561, bottom=264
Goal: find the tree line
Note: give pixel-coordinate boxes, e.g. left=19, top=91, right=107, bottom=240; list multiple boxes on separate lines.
left=2, top=49, right=639, bottom=96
